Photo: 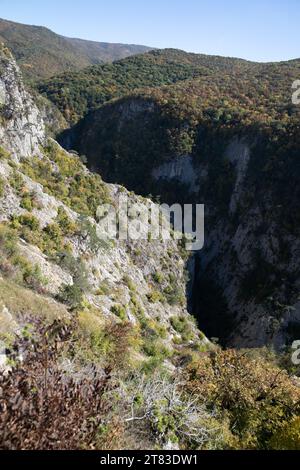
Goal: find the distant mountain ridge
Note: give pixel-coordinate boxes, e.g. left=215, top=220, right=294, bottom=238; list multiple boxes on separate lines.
left=0, top=17, right=152, bottom=80
left=36, top=48, right=300, bottom=126
left=36, top=48, right=259, bottom=125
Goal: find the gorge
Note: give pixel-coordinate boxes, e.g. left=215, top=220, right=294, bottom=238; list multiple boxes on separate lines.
left=1, top=19, right=300, bottom=450
left=51, top=55, right=300, bottom=348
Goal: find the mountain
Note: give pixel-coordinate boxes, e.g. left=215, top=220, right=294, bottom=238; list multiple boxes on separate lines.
left=57, top=50, right=300, bottom=348
left=0, top=17, right=152, bottom=80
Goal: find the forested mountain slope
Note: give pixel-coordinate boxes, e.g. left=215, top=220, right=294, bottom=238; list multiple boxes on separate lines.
left=37, top=48, right=256, bottom=124
left=37, top=48, right=300, bottom=125
left=0, top=17, right=151, bottom=80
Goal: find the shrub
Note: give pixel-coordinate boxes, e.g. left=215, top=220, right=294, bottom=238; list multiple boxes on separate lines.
left=20, top=191, right=39, bottom=211
left=12, top=213, right=40, bottom=232
left=120, top=373, right=226, bottom=449
left=0, top=146, right=10, bottom=160
left=11, top=255, right=46, bottom=291
left=164, top=284, right=185, bottom=306
left=77, top=312, right=140, bottom=370
left=147, top=290, right=165, bottom=304
left=41, top=224, right=67, bottom=257
left=21, top=143, right=111, bottom=218
left=269, top=417, right=300, bottom=450
left=170, top=315, right=194, bottom=341
left=142, top=338, right=172, bottom=360
left=123, top=274, right=136, bottom=292
left=0, top=322, right=111, bottom=450
left=0, top=176, right=5, bottom=197
left=111, top=304, right=127, bottom=321
left=58, top=284, right=84, bottom=309
left=44, top=222, right=62, bottom=241
left=10, top=210, right=75, bottom=258
left=0, top=224, right=18, bottom=257
left=152, top=271, right=164, bottom=284
left=20, top=194, right=33, bottom=211
left=0, top=224, right=46, bottom=290
left=155, top=323, right=168, bottom=339
left=24, top=263, right=47, bottom=291
left=9, top=170, right=24, bottom=194
left=57, top=255, right=89, bottom=309
left=56, top=207, right=77, bottom=235
left=185, top=350, right=300, bottom=449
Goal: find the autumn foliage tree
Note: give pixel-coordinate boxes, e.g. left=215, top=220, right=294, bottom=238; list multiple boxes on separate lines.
left=184, top=350, right=300, bottom=449
left=0, top=322, right=112, bottom=450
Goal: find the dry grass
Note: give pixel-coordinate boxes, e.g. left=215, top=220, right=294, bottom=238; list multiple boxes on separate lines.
left=0, top=277, right=70, bottom=326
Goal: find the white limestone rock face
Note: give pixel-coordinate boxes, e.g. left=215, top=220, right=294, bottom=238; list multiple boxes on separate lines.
left=152, top=154, right=200, bottom=194
left=0, top=44, right=45, bottom=160
left=191, top=136, right=300, bottom=349
left=225, top=137, right=251, bottom=215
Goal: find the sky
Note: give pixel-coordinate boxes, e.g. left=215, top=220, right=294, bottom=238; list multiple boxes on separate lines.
left=0, top=0, right=299, bottom=62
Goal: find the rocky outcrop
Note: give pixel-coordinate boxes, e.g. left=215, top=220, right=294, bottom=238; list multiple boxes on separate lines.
left=152, top=154, right=199, bottom=194
left=0, top=44, right=45, bottom=160
left=225, top=137, right=251, bottom=215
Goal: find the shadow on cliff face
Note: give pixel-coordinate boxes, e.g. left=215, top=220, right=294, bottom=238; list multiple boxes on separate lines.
left=187, top=253, right=236, bottom=347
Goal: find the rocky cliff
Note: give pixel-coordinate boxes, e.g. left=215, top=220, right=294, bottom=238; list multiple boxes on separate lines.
left=0, top=44, right=45, bottom=159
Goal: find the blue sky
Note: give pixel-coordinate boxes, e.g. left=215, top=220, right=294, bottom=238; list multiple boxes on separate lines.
left=0, top=0, right=299, bottom=62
